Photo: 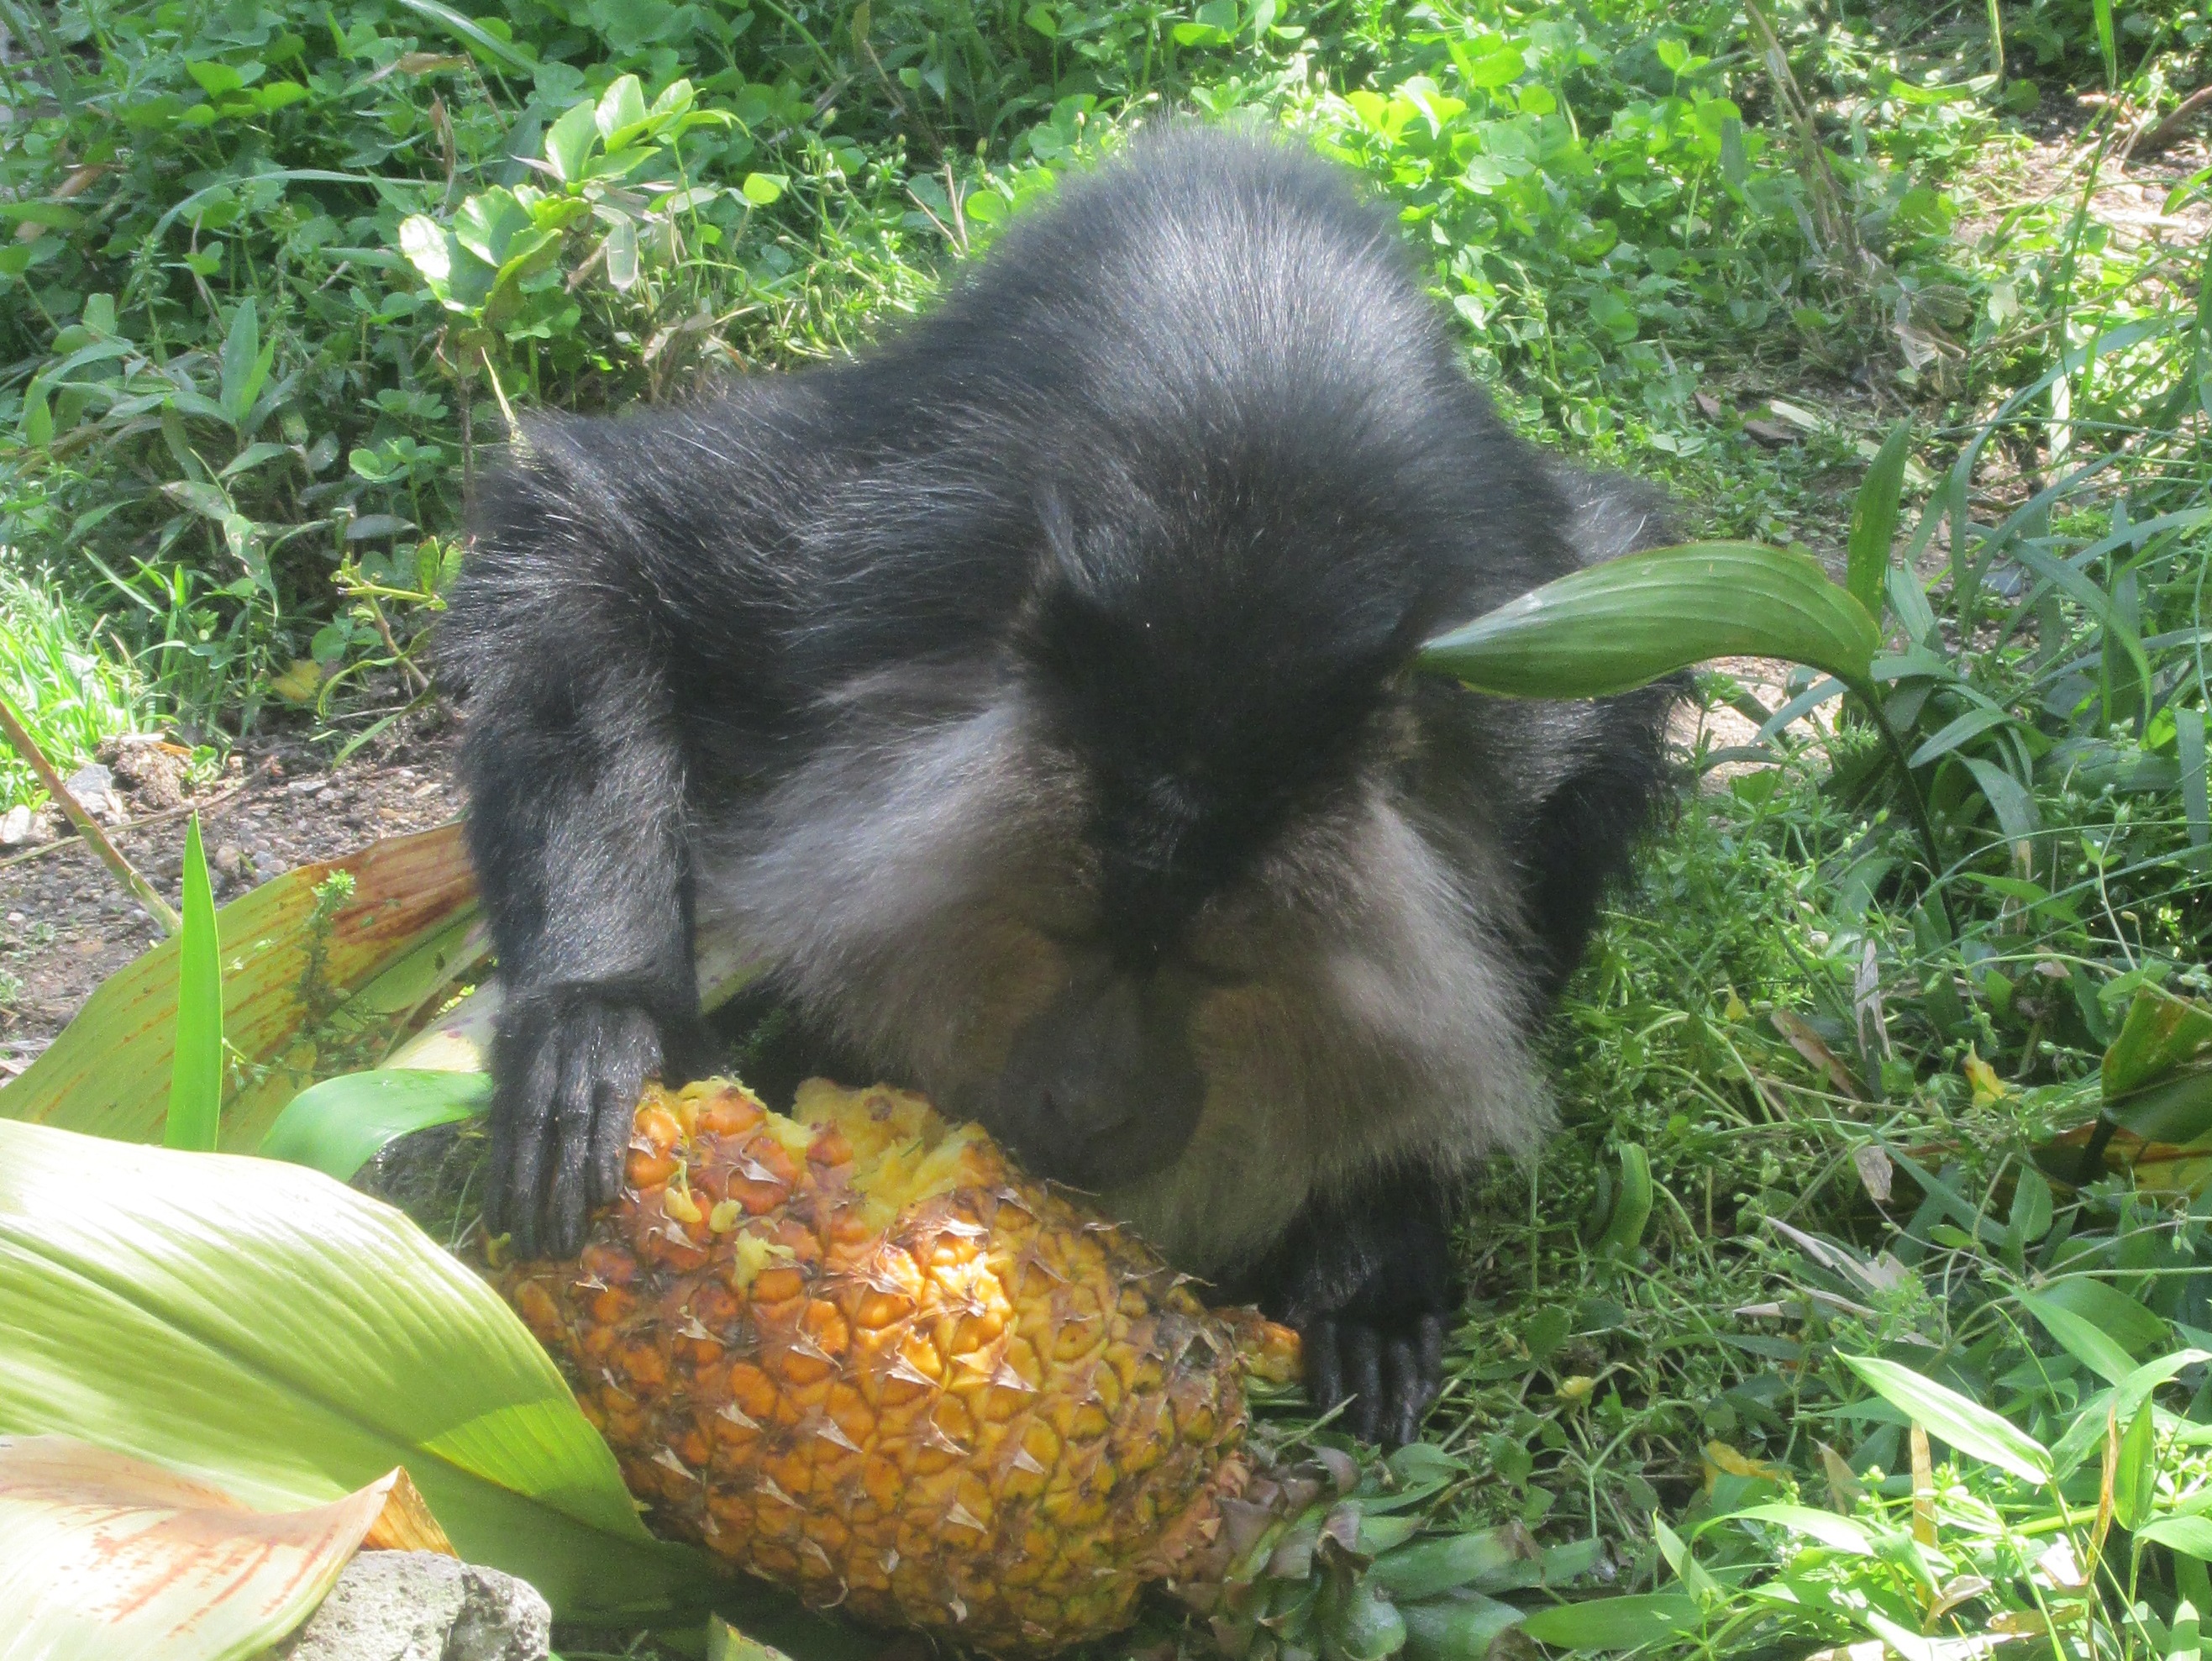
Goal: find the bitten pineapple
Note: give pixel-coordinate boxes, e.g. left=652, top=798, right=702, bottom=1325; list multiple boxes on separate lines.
left=502, top=1077, right=1299, bottom=1651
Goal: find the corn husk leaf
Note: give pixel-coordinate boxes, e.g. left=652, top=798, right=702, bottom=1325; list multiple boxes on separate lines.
left=0, top=1118, right=712, bottom=1621
left=1418, top=542, right=1878, bottom=699
left=0, top=1437, right=433, bottom=1661
left=0, top=822, right=486, bottom=1151
left=260, top=1069, right=492, bottom=1180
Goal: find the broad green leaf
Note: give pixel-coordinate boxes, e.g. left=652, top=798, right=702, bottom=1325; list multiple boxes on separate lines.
left=596, top=74, right=649, bottom=144
left=400, top=214, right=453, bottom=290
left=1841, top=1354, right=2052, bottom=1482
left=742, top=172, right=789, bottom=206
left=454, top=189, right=538, bottom=270
left=0, top=1438, right=406, bottom=1661
left=2018, top=1288, right=2138, bottom=1386
left=1516, top=1593, right=1699, bottom=1649
left=0, top=1119, right=709, bottom=1619
left=260, top=1069, right=491, bottom=1180
left=2103, top=1070, right=2212, bottom=1150
left=1373, top=1528, right=1538, bottom=1601
left=1650, top=1514, right=1720, bottom=1601
left=2036, top=1276, right=2172, bottom=1361
left=2104, top=989, right=2212, bottom=1103
left=162, top=478, right=236, bottom=522
left=1, top=823, right=484, bottom=1151
left=1595, top=1143, right=1652, bottom=1257
left=1417, top=543, right=1878, bottom=700
left=165, top=814, right=223, bottom=1153
left=2052, top=1348, right=2212, bottom=1476
left=218, top=440, right=292, bottom=479
left=1907, top=703, right=2015, bottom=768
left=1847, top=420, right=1912, bottom=620
left=2139, top=1515, right=2212, bottom=1560
left=603, top=218, right=640, bottom=291
left=2010, top=1170, right=2053, bottom=1245
left=22, top=374, right=52, bottom=445
left=1725, top=1503, right=1876, bottom=1555
left=1960, top=754, right=2041, bottom=843
left=1400, top=1591, right=1526, bottom=1661
left=2115, top=1403, right=2157, bottom=1531
left=544, top=98, right=599, bottom=184
left=218, top=296, right=272, bottom=426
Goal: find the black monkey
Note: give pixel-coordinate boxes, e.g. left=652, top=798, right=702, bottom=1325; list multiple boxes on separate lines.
left=444, top=127, right=1679, bottom=1444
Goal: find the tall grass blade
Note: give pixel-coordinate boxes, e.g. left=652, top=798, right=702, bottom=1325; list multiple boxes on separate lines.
left=2092, top=0, right=2117, bottom=87
left=164, top=814, right=222, bottom=1153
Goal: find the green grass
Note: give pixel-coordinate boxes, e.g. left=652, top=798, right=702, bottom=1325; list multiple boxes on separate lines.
left=2, top=0, right=2209, bottom=1656
left=0, top=557, right=155, bottom=812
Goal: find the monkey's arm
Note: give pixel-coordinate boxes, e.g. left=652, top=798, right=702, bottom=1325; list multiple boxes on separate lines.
left=449, top=434, right=717, bottom=1254
left=1240, top=1170, right=1458, bottom=1447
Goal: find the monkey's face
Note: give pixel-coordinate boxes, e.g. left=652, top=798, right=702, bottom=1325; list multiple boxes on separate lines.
left=700, top=507, right=1549, bottom=1271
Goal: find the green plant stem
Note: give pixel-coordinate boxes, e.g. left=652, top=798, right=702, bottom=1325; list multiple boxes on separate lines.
left=0, top=690, right=181, bottom=935
left=1843, top=675, right=1943, bottom=877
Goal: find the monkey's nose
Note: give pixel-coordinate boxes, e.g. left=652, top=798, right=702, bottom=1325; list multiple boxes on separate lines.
left=987, top=968, right=1205, bottom=1187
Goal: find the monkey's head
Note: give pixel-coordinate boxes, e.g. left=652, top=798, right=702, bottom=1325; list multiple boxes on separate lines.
left=707, top=412, right=1565, bottom=1275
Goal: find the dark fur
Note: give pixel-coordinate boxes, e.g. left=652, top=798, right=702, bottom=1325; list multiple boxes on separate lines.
left=444, top=128, right=1678, bottom=1442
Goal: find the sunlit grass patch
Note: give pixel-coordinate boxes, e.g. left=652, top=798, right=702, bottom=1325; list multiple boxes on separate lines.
left=0, top=553, right=155, bottom=812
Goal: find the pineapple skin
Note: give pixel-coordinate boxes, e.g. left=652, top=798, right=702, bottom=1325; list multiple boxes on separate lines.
left=502, top=1078, right=1264, bottom=1653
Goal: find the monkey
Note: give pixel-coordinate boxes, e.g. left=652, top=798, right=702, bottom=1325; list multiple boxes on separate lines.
left=443, top=125, right=1679, bottom=1446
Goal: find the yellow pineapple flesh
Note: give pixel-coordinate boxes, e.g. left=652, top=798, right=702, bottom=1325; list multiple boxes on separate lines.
left=502, top=1076, right=1297, bottom=1653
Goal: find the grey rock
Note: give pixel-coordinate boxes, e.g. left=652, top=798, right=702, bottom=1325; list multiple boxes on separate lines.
left=271, top=1551, right=550, bottom=1661
left=0, top=804, right=30, bottom=846
left=62, top=762, right=121, bottom=823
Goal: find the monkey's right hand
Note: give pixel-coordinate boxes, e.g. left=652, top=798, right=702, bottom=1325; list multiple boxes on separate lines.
left=486, top=984, right=711, bottom=1258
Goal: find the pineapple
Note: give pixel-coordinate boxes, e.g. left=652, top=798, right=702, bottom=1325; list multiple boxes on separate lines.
left=500, top=1078, right=1567, bottom=1658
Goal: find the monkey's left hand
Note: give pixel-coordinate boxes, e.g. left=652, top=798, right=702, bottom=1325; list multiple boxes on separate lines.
left=1247, top=1174, right=1458, bottom=1446
left=487, top=980, right=713, bottom=1257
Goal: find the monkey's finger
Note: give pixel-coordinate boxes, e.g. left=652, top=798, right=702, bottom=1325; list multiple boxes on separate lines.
left=1418, top=1313, right=1446, bottom=1397
left=1307, top=1320, right=1346, bottom=1418
left=1342, top=1324, right=1384, bottom=1443
left=588, top=1009, right=659, bottom=1209
left=543, top=1033, right=602, bottom=1259
left=1383, top=1332, right=1427, bottom=1448
left=495, top=1026, right=563, bottom=1257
